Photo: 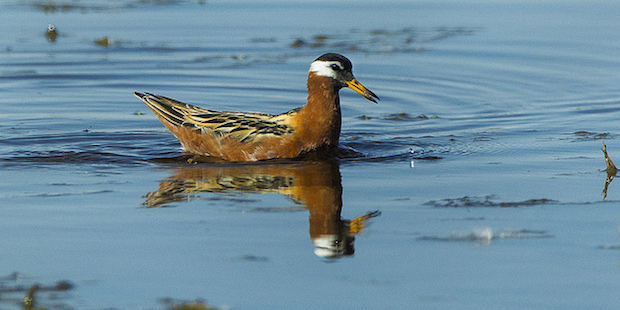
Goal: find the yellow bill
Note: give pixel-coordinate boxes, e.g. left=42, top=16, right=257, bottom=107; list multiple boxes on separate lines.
left=346, top=78, right=380, bottom=103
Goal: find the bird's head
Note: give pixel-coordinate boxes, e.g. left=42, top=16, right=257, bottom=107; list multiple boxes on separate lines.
left=309, top=53, right=379, bottom=103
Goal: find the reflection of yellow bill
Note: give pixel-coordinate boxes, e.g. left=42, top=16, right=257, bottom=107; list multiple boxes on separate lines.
left=346, top=78, right=380, bottom=103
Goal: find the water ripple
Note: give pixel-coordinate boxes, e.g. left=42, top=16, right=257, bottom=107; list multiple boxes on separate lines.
left=417, top=228, right=554, bottom=243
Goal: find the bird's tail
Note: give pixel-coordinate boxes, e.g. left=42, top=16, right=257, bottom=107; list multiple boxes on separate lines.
left=133, top=92, right=192, bottom=127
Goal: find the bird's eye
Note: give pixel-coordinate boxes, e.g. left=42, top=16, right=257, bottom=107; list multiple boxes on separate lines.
left=330, top=64, right=342, bottom=71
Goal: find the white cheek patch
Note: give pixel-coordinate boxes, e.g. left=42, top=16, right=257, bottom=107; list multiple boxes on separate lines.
left=309, top=61, right=342, bottom=78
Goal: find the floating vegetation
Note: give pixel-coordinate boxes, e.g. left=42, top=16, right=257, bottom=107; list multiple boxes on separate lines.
left=93, top=35, right=131, bottom=48
left=94, top=36, right=116, bottom=47
left=389, top=113, right=438, bottom=121
left=74, top=26, right=474, bottom=67
left=0, top=273, right=222, bottom=309
left=571, top=130, right=613, bottom=142
left=16, top=0, right=206, bottom=13
left=160, top=297, right=223, bottom=310
left=0, top=273, right=74, bottom=310
left=602, top=139, right=617, bottom=175
left=32, top=1, right=90, bottom=13
left=45, top=23, right=58, bottom=42
left=359, top=113, right=439, bottom=121
left=425, top=195, right=557, bottom=208
left=290, top=27, right=478, bottom=54
left=602, top=139, right=617, bottom=199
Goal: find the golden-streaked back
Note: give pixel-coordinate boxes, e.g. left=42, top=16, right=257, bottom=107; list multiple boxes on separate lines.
left=135, top=92, right=298, bottom=144
left=134, top=92, right=306, bottom=161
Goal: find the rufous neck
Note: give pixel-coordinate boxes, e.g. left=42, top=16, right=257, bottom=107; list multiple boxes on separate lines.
left=306, top=72, right=341, bottom=114
left=297, top=72, right=342, bottom=147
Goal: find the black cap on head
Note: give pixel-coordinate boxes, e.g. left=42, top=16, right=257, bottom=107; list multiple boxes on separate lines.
left=315, top=53, right=353, bottom=72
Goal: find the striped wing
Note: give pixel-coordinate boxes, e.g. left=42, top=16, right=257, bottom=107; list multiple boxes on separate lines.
left=135, top=92, right=297, bottom=143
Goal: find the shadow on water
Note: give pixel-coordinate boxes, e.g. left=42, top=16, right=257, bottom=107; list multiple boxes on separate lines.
left=144, top=159, right=380, bottom=259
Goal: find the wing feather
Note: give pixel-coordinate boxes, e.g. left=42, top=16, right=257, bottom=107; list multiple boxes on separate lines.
left=134, top=92, right=298, bottom=144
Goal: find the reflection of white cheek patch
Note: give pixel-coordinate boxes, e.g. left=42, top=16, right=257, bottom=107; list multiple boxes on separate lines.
left=309, top=61, right=340, bottom=78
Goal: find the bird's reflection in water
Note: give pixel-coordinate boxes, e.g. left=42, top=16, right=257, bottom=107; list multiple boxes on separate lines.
left=144, top=159, right=380, bottom=259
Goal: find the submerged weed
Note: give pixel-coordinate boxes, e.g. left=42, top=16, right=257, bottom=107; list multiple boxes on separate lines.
left=602, top=139, right=617, bottom=199
left=45, top=24, right=58, bottom=42
left=425, top=195, right=557, bottom=208
left=161, top=297, right=219, bottom=310
left=289, top=27, right=478, bottom=54
left=358, top=113, right=439, bottom=121
left=0, top=275, right=73, bottom=310
left=94, top=36, right=114, bottom=47
left=26, top=0, right=206, bottom=13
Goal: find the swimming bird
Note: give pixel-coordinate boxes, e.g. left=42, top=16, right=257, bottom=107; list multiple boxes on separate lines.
left=133, top=53, right=379, bottom=161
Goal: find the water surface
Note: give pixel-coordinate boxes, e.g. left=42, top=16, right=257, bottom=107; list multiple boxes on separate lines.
left=2, top=0, right=620, bottom=309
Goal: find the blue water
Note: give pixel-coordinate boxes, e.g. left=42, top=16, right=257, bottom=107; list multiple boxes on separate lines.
left=1, top=0, right=620, bottom=309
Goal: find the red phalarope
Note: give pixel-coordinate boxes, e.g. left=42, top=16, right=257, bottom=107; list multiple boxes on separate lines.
left=134, top=53, right=379, bottom=161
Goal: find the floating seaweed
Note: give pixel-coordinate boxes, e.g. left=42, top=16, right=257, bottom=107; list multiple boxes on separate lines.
left=602, top=139, right=617, bottom=199
left=384, top=113, right=439, bottom=121
left=94, top=36, right=115, bottom=47
left=0, top=273, right=74, bottom=310
left=160, top=297, right=225, bottom=310
left=45, top=24, right=58, bottom=42
left=570, top=130, right=613, bottom=142
left=290, top=27, right=478, bottom=54
left=32, top=1, right=88, bottom=13
left=21, top=0, right=206, bottom=13
left=425, top=195, right=557, bottom=208
left=358, top=113, right=439, bottom=121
